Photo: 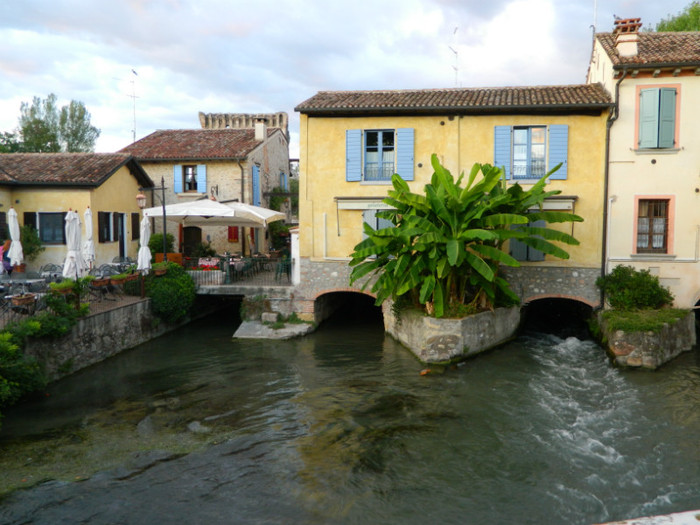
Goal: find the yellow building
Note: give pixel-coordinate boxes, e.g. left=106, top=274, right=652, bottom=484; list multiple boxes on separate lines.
left=0, top=153, right=152, bottom=270
left=121, top=119, right=290, bottom=256
left=587, top=20, right=700, bottom=308
left=293, top=84, right=611, bottom=320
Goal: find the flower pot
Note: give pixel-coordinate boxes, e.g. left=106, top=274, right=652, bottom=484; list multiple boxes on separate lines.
left=154, top=269, right=167, bottom=276
left=92, top=278, right=110, bottom=287
left=52, top=287, right=73, bottom=296
left=110, top=278, right=127, bottom=286
left=11, top=293, right=35, bottom=306
left=126, top=273, right=139, bottom=282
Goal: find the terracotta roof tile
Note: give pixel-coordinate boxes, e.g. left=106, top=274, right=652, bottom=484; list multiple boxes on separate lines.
left=596, top=31, right=700, bottom=67
left=295, top=84, right=612, bottom=115
left=120, top=128, right=279, bottom=161
left=0, top=153, right=145, bottom=186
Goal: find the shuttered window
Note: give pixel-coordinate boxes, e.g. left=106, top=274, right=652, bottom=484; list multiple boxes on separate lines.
left=346, top=128, right=414, bottom=182
left=637, top=199, right=669, bottom=253
left=494, top=125, right=568, bottom=180
left=639, top=88, right=676, bottom=149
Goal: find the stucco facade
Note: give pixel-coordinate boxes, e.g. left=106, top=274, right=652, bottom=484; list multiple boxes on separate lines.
left=294, top=86, right=611, bottom=318
left=587, top=24, right=700, bottom=307
left=122, top=125, right=290, bottom=256
left=0, top=153, right=151, bottom=271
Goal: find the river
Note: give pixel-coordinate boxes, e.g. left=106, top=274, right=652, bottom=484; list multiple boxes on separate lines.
left=0, top=301, right=699, bottom=524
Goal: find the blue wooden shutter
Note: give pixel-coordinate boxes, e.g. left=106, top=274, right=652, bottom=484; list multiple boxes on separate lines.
left=173, top=165, right=183, bottom=193
left=509, top=227, right=528, bottom=261
left=197, top=164, right=207, bottom=193
left=494, top=126, right=512, bottom=179
left=528, top=219, right=546, bottom=261
left=252, top=165, right=261, bottom=206
left=396, top=128, right=415, bottom=181
left=547, top=125, right=568, bottom=180
left=346, top=129, right=362, bottom=182
left=639, top=88, right=660, bottom=148
left=658, top=88, right=676, bottom=148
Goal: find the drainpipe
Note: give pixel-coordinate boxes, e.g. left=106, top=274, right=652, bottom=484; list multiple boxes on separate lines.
left=238, top=160, right=246, bottom=256
left=601, top=69, right=627, bottom=306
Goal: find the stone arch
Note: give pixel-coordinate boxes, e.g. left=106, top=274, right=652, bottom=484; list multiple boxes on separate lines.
left=521, top=296, right=595, bottom=339
left=311, top=288, right=381, bottom=326
left=523, top=293, right=600, bottom=309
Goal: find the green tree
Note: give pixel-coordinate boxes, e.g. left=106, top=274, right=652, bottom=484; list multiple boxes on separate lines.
left=349, top=155, right=582, bottom=318
left=656, top=1, right=700, bottom=31
left=17, top=93, right=100, bottom=152
left=0, top=131, right=22, bottom=153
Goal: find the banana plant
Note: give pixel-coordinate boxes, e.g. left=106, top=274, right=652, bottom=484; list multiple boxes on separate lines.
left=349, top=154, right=582, bottom=317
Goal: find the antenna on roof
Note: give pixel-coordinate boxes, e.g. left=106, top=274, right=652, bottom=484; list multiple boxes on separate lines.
left=129, top=69, right=139, bottom=143
left=449, top=26, right=459, bottom=87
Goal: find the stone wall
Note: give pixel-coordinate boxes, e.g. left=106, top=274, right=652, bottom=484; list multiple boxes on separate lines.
left=598, top=311, right=696, bottom=369
left=384, top=305, right=521, bottom=363
left=25, top=299, right=168, bottom=382
left=503, top=266, right=601, bottom=307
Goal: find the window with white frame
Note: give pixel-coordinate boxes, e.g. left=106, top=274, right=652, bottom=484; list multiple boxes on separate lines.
left=494, top=125, right=568, bottom=180
left=346, top=128, right=414, bottom=183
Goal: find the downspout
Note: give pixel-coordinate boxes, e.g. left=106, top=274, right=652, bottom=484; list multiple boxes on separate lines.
left=238, top=160, right=246, bottom=256
left=601, top=69, right=627, bottom=306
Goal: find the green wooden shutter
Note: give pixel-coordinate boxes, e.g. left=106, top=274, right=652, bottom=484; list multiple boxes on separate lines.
left=494, top=126, right=512, bottom=179
left=547, top=125, right=568, bottom=180
left=639, top=89, right=660, bottom=148
left=396, top=128, right=414, bottom=181
left=346, top=129, right=362, bottom=182
left=658, top=88, right=676, bottom=149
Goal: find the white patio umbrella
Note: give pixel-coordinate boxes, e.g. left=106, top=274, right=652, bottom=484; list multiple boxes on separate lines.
left=7, top=207, right=23, bottom=267
left=62, top=210, right=87, bottom=279
left=137, top=215, right=151, bottom=272
left=142, top=198, right=283, bottom=227
left=83, top=207, right=95, bottom=269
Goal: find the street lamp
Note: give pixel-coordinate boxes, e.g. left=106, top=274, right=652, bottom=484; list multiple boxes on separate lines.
left=136, top=175, right=168, bottom=262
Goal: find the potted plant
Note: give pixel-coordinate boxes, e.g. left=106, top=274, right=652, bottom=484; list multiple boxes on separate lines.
left=19, top=225, right=45, bottom=268
left=50, top=279, right=75, bottom=295
left=152, top=262, right=168, bottom=276
left=11, top=292, right=36, bottom=306
left=110, top=273, right=129, bottom=285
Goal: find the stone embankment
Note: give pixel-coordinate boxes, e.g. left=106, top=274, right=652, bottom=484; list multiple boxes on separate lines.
left=383, top=304, right=521, bottom=363
left=597, top=311, right=696, bottom=369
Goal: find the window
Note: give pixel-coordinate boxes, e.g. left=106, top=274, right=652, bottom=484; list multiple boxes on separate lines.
left=494, top=125, right=568, bottom=180
left=173, top=164, right=207, bottom=194
left=638, top=87, right=677, bottom=149
left=183, top=165, right=197, bottom=191
left=38, top=212, right=66, bottom=244
left=362, top=209, right=393, bottom=240
left=346, top=128, right=414, bottom=182
left=98, top=211, right=117, bottom=243
left=637, top=199, right=669, bottom=253
left=509, top=219, right=545, bottom=262
left=513, top=127, right=546, bottom=179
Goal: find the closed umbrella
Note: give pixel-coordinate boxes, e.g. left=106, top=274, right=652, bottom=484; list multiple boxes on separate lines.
left=62, top=210, right=86, bottom=278
left=137, top=215, right=151, bottom=272
left=83, top=207, right=95, bottom=269
left=7, top=207, right=23, bottom=267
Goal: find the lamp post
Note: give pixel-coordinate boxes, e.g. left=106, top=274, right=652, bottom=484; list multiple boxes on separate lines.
left=136, top=176, right=168, bottom=262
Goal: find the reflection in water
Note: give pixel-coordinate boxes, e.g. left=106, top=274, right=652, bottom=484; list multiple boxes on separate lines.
left=0, top=304, right=699, bottom=525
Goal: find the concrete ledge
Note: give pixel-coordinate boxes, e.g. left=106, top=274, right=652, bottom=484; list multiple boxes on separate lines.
left=233, top=320, right=315, bottom=340
left=596, top=509, right=700, bottom=524
left=384, top=305, right=521, bottom=363
left=598, top=311, right=696, bottom=369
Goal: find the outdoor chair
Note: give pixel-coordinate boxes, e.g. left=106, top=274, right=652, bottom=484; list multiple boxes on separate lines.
left=275, top=256, right=291, bottom=282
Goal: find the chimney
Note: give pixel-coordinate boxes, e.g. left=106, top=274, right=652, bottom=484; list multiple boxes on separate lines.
left=254, top=118, right=267, bottom=141
left=614, top=18, right=642, bottom=57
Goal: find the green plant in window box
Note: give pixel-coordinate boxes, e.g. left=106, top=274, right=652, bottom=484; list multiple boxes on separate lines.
left=49, top=279, right=76, bottom=295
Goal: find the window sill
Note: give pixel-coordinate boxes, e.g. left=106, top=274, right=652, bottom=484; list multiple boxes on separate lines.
left=633, top=148, right=680, bottom=155
left=360, top=180, right=393, bottom=185
left=630, top=253, right=676, bottom=261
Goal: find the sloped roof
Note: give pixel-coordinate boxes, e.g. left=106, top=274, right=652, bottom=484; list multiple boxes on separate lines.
left=295, top=84, right=613, bottom=116
left=0, top=153, right=152, bottom=187
left=596, top=31, right=700, bottom=68
left=120, top=128, right=281, bottom=161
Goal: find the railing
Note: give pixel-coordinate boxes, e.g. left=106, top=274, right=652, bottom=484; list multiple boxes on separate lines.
left=183, top=256, right=292, bottom=288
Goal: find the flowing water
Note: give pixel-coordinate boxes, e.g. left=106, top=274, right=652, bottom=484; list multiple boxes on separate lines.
left=0, top=303, right=699, bottom=524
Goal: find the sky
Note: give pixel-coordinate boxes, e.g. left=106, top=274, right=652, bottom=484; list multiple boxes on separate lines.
left=0, top=0, right=692, bottom=158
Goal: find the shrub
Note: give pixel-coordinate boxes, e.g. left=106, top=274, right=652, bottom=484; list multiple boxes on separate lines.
left=148, top=232, right=175, bottom=260
left=596, top=265, right=674, bottom=310
left=145, top=262, right=195, bottom=324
